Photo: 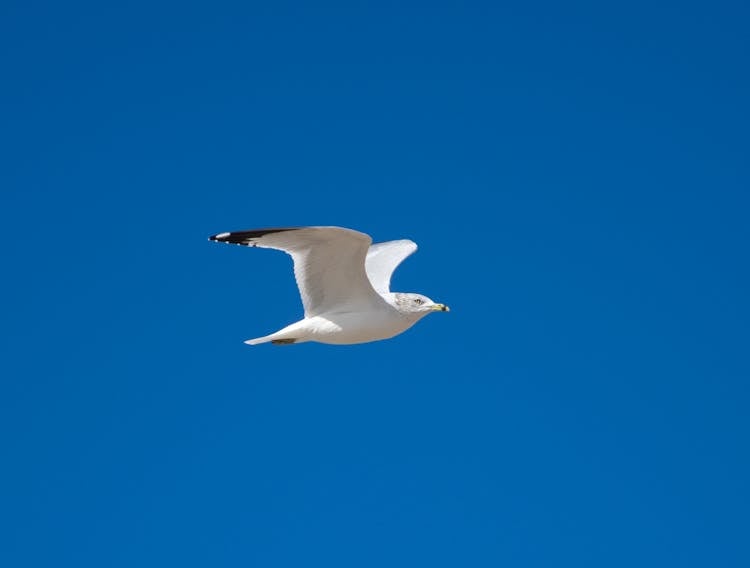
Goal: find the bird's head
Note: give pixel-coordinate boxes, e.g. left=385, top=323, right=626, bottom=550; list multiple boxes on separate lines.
left=393, top=293, right=450, bottom=317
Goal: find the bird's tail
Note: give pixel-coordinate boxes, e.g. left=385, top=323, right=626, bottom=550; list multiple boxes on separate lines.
left=244, top=324, right=302, bottom=345
left=245, top=335, right=298, bottom=346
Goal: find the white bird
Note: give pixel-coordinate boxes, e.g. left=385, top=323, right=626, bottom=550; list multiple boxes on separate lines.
left=209, top=226, right=450, bottom=345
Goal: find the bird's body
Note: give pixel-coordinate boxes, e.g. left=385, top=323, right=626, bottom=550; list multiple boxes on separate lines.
left=247, top=293, right=424, bottom=345
left=208, top=226, right=449, bottom=345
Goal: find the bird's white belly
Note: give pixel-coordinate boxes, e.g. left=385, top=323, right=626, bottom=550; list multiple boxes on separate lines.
left=303, top=310, right=417, bottom=345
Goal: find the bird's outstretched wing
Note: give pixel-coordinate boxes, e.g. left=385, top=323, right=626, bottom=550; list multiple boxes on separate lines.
left=209, top=226, right=385, bottom=317
left=365, top=239, right=418, bottom=294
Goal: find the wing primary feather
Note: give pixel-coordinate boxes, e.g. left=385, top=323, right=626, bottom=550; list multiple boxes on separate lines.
left=209, top=227, right=297, bottom=245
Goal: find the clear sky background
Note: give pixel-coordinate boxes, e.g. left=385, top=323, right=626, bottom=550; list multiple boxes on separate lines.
left=2, top=1, right=749, bottom=566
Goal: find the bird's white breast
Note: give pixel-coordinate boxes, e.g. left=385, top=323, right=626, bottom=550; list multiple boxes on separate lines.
left=302, top=308, right=419, bottom=345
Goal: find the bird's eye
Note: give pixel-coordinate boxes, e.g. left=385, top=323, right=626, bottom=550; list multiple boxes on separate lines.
left=414, top=298, right=424, bottom=305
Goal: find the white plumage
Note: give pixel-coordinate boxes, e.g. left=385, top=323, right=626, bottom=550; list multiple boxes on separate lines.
left=209, top=226, right=449, bottom=345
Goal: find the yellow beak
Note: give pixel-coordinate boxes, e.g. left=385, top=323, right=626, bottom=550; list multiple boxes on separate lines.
left=431, top=303, right=450, bottom=312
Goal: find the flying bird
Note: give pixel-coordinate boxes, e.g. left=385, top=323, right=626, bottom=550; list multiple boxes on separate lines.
left=208, top=226, right=449, bottom=345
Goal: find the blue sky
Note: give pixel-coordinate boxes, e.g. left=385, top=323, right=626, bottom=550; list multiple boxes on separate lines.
left=2, top=1, right=749, bottom=566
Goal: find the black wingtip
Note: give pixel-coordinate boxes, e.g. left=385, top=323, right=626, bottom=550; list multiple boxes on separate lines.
left=208, top=227, right=298, bottom=245
left=208, top=233, right=231, bottom=243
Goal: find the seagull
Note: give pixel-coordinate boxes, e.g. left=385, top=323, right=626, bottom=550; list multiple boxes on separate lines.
left=208, top=226, right=450, bottom=345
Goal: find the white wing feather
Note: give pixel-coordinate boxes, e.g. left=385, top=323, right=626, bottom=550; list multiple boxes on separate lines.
left=210, top=226, right=386, bottom=317
left=365, top=239, right=418, bottom=294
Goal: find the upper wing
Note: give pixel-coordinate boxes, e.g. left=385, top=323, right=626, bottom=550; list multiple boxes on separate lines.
left=365, top=239, right=418, bottom=294
left=209, top=226, right=385, bottom=317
